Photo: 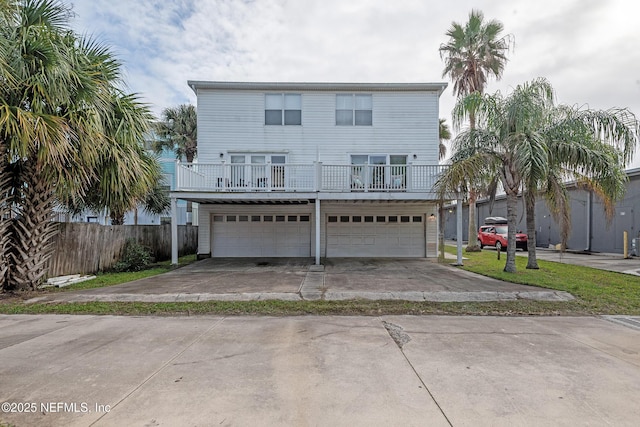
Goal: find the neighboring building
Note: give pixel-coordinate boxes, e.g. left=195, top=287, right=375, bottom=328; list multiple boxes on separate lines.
left=170, top=81, right=448, bottom=263
left=444, top=167, right=640, bottom=254
left=54, top=144, right=196, bottom=226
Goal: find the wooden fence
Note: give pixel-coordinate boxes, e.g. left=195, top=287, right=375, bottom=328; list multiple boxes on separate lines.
left=47, top=223, right=198, bottom=276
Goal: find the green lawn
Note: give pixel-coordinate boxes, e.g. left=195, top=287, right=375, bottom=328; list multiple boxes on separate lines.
left=444, top=246, right=640, bottom=314
left=1, top=251, right=638, bottom=316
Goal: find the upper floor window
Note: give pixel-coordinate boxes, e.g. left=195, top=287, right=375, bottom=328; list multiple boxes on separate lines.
left=265, top=94, right=301, bottom=125
left=336, top=94, right=372, bottom=126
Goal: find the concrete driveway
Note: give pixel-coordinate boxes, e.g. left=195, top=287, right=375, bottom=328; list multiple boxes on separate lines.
left=28, top=258, right=573, bottom=304
left=1, top=314, right=639, bottom=426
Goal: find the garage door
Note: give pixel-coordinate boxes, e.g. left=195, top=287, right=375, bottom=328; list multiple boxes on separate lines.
left=326, top=214, right=425, bottom=257
left=212, top=214, right=311, bottom=257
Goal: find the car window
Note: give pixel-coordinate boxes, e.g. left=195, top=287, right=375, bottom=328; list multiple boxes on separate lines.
left=495, top=226, right=507, bottom=234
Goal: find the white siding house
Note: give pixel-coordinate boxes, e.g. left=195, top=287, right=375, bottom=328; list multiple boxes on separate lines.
left=170, top=82, right=448, bottom=264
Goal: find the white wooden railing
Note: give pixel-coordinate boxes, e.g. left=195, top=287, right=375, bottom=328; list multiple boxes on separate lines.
left=176, top=162, right=446, bottom=193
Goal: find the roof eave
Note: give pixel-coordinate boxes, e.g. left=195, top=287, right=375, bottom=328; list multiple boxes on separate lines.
left=187, top=80, right=448, bottom=95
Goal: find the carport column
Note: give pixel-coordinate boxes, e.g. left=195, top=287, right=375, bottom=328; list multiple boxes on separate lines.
left=455, top=197, right=463, bottom=266
left=171, top=197, right=178, bottom=265
left=315, top=198, right=321, bottom=265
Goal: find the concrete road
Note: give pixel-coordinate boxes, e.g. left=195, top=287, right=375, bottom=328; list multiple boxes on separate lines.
left=1, top=314, right=640, bottom=426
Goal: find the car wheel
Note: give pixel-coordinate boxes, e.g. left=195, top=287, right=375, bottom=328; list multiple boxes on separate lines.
left=495, top=241, right=503, bottom=252
left=479, top=241, right=484, bottom=249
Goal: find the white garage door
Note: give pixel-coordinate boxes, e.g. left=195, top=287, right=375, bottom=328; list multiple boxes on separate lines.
left=326, top=214, right=425, bottom=257
left=212, top=214, right=311, bottom=257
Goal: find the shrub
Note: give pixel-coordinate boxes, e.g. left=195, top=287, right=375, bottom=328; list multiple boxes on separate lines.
left=113, top=239, right=154, bottom=272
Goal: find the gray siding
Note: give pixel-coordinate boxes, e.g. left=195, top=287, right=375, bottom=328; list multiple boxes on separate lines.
left=444, top=172, right=640, bottom=254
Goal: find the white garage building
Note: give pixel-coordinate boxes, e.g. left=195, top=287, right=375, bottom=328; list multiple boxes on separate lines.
left=170, top=82, right=448, bottom=263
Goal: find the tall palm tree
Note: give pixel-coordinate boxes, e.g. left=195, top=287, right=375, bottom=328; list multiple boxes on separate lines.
left=154, top=104, right=198, bottom=163
left=1, top=0, right=106, bottom=289
left=436, top=78, right=636, bottom=273
left=1, top=0, right=159, bottom=290
left=439, top=9, right=513, bottom=251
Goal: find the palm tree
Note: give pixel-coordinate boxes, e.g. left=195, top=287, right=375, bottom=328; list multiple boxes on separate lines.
left=439, top=9, right=513, bottom=251
left=436, top=78, right=637, bottom=273
left=1, top=0, right=108, bottom=289
left=439, top=118, right=451, bottom=161
left=523, top=102, right=636, bottom=269
left=69, top=93, right=166, bottom=225
left=0, top=0, right=159, bottom=290
left=154, top=104, right=198, bottom=163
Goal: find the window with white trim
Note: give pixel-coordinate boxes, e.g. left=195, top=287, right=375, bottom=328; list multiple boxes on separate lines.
left=265, top=94, right=301, bottom=125
left=336, top=94, right=372, bottom=126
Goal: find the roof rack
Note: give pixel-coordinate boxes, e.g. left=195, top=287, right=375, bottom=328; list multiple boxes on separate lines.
left=484, top=216, right=508, bottom=225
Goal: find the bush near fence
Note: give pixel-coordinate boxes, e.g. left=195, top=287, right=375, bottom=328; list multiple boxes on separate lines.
left=47, top=223, right=198, bottom=276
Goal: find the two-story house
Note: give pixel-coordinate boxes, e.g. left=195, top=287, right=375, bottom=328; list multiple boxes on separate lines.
left=169, top=81, right=448, bottom=264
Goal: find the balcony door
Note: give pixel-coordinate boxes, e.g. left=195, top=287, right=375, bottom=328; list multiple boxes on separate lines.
left=229, top=154, right=286, bottom=189
left=350, top=154, right=407, bottom=189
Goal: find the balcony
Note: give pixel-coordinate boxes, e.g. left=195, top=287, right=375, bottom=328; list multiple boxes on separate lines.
left=175, top=162, right=446, bottom=198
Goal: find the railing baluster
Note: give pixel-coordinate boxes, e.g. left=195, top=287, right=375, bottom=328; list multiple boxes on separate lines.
left=173, top=162, right=445, bottom=195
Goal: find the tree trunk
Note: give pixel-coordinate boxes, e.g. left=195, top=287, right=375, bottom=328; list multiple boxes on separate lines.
left=8, top=161, right=58, bottom=291
left=0, top=158, right=10, bottom=291
left=466, top=190, right=480, bottom=251
left=525, top=189, right=539, bottom=269
left=110, top=212, right=125, bottom=225
left=465, top=110, right=480, bottom=252
left=504, top=192, right=518, bottom=273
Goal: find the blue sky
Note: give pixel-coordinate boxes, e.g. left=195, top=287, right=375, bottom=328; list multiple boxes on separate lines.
left=71, top=0, right=640, bottom=166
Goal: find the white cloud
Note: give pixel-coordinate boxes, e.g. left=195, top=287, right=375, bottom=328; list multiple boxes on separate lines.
left=71, top=0, right=640, bottom=166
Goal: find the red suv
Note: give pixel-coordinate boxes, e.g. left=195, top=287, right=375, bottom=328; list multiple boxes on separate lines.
left=478, top=217, right=528, bottom=252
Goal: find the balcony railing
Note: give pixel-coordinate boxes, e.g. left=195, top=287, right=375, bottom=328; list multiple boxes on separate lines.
left=176, top=162, right=446, bottom=194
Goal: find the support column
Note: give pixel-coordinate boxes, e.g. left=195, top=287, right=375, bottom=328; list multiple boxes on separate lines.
left=315, top=198, right=321, bottom=265
left=454, top=197, right=463, bottom=266
left=171, top=197, right=178, bottom=265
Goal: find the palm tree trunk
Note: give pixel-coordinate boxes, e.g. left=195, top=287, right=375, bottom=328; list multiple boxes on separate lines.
left=466, top=190, right=480, bottom=251
left=0, top=154, right=10, bottom=290
left=8, top=161, right=58, bottom=290
left=504, top=192, right=518, bottom=273
left=465, top=110, right=481, bottom=252
left=110, top=211, right=125, bottom=225
left=525, top=189, right=539, bottom=269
